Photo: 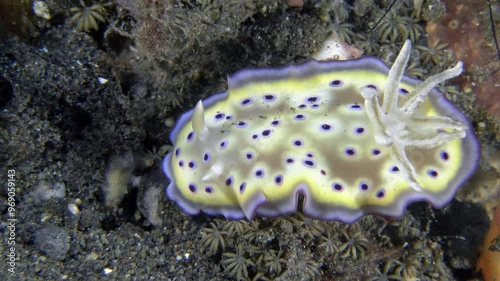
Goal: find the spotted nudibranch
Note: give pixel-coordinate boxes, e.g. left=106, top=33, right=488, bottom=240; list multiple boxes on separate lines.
left=163, top=40, right=480, bottom=223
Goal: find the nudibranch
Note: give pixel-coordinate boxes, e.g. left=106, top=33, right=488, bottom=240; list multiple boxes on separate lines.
left=163, top=40, right=480, bottom=223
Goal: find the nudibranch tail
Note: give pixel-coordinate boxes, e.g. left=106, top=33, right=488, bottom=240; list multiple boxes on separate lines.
left=163, top=40, right=479, bottom=222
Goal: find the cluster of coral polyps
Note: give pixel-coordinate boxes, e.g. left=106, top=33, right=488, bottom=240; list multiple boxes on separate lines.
left=426, top=0, right=500, bottom=116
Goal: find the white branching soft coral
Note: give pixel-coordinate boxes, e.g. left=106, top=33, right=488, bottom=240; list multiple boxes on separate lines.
left=360, top=40, right=467, bottom=191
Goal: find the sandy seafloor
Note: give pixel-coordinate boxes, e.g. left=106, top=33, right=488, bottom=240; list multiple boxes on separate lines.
left=1, top=0, right=500, bottom=280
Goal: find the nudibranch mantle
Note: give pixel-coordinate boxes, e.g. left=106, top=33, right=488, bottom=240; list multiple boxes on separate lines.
left=163, top=40, right=479, bottom=223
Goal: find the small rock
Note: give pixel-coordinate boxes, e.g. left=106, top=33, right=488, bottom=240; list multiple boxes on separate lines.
left=67, top=203, right=80, bottom=215
left=34, top=226, right=70, bottom=260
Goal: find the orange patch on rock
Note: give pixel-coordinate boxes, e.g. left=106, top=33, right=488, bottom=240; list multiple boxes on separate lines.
left=477, top=193, right=500, bottom=281
left=287, top=0, right=304, bottom=7
left=426, top=0, right=500, bottom=116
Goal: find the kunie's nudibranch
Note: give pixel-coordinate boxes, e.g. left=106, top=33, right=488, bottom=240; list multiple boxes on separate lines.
left=163, top=40, right=479, bottom=223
